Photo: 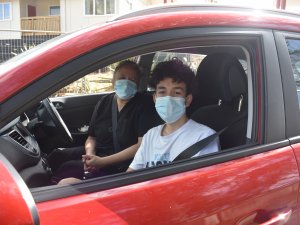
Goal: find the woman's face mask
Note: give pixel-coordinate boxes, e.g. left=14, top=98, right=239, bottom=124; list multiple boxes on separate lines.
left=155, top=96, right=186, bottom=124
left=114, top=79, right=137, bottom=100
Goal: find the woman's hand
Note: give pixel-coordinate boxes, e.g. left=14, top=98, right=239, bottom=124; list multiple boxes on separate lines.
left=82, top=155, right=106, bottom=170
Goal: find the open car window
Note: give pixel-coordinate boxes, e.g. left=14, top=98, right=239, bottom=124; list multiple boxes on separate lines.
left=37, top=45, right=250, bottom=184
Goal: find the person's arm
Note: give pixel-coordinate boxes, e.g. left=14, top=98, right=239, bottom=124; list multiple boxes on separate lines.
left=83, top=137, right=142, bottom=169
left=85, top=136, right=96, bottom=155
left=83, top=136, right=97, bottom=171
left=127, top=134, right=148, bottom=171
left=85, top=95, right=106, bottom=156
left=126, top=167, right=134, bottom=172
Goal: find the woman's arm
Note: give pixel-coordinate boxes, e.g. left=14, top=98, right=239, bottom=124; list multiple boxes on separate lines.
left=85, top=136, right=96, bottom=155
left=83, top=137, right=142, bottom=169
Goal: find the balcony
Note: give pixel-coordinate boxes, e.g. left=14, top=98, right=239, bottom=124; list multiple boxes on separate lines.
left=21, top=16, right=61, bottom=35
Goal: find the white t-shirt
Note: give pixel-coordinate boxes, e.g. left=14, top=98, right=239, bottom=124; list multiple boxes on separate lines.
left=129, top=119, right=220, bottom=170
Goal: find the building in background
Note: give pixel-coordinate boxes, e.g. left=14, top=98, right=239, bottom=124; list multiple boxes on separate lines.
left=2, top=0, right=299, bottom=38
left=1, top=0, right=151, bottom=39
left=0, top=0, right=152, bottom=62
left=286, top=0, right=300, bottom=12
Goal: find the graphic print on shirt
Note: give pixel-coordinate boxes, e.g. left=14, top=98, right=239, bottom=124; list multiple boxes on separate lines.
left=145, top=153, right=171, bottom=168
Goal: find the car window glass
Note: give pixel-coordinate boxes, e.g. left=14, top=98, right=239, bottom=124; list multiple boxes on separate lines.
left=152, top=51, right=248, bottom=75
left=152, top=51, right=206, bottom=74
left=52, top=57, right=138, bottom=97
left=286, top=38, right=300, bottom=108
left=51, top=67, right=114, bottom=97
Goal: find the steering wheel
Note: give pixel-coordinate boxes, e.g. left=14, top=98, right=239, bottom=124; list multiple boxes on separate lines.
left=41, top=98, right=73, bottom=143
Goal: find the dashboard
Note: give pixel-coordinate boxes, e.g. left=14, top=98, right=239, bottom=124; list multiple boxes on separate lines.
left=0, top=115, right=51, bottom=187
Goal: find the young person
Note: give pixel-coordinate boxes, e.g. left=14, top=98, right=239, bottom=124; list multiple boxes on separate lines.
left=128, top=60, right=219, bottom=171
left=48, top=60, right=161, bottom=183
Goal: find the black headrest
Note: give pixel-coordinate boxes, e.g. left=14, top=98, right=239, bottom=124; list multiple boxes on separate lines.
left=195, top=53, right=247, bottom=104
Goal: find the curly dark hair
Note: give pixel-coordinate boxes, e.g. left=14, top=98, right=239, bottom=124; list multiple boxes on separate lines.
left=114, top=60, right=141, bottom=78
left=150, top=60, right=195, bottom=95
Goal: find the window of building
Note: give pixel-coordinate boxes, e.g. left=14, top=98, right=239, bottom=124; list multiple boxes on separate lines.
left=50, top=6, right=60, bottom=16
left=0, top=2, right=12, bottom=21
left=85, top=0, right=115, bottom=15
left=286, top=38, right=300, bottom=108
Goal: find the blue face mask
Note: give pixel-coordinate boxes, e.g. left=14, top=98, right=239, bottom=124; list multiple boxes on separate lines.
left=114, top=79, right=137, bottom=100
left=155, top=96, right=186, bottom=124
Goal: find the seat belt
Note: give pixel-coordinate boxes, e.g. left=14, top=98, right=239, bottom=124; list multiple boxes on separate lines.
left=111, top=94, right=121, bottom=153
left=172, top=112, right=247, bottom=162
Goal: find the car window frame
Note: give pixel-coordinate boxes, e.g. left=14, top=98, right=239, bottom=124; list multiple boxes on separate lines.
left=274, top=31, right=300, bottom=141
left=0, top=27, right=284, bottom=202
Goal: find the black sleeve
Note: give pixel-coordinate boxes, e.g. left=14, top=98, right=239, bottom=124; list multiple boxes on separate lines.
left=137, top=93, right=163, bottom=137
left=88, top=96, right=107, bottom=137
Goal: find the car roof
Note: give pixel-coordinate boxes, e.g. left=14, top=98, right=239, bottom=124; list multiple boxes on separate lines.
left=113, top=4, right=300, bottom=21
left=1, top=5, right=300, bottom=103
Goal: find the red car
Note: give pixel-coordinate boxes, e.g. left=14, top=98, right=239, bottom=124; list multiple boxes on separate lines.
left=1, top=4, right=300, bottom=225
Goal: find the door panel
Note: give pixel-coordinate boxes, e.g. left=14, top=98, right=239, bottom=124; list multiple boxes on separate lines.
left=37, top=146, right=299, bottom=225
left=291, top=143, right=300, bottom=225
left=273, top=32, right=300, bottom=225
left=0, top=154, right=39, bottom=225
left=50, top=93, right=109, bottom=145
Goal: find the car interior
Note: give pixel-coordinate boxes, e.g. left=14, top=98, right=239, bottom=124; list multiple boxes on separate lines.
left=0, top=44, right=253, bottom=189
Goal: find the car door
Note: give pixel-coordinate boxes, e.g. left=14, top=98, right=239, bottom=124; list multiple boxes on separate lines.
left=50, top=93, right=107, bottom=146
left=275, top=31, right=300, bottom=225
left=27, top=28, right=298, bottom=225
left=48, top=69, right=115, bottom=145
left=0, top=154, right=39, bottom=225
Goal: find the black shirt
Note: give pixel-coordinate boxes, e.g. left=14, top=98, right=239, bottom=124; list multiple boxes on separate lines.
left=88, top=92, right=161, bottom=159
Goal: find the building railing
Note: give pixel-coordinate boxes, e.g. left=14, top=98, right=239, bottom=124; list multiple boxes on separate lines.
left=0, top=29, right=62, bottom=63
left=21, top=16, right=61, bottom=35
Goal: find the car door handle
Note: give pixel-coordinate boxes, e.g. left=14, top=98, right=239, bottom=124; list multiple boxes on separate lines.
left=236, top=209, right=292, bottom=225
left=259, top=209, right=292, bottom=225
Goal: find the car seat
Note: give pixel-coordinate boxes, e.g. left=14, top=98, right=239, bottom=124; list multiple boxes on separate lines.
left=190, top=53, right=248, bottom=150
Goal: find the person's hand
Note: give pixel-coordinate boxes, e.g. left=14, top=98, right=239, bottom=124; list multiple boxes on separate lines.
left=82, top=155, right=105, bottom=170
left=82, top=154, right=96, bottom=172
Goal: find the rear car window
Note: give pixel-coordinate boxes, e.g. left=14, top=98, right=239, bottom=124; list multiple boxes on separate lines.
left=286, top=38, right=300, bottom=107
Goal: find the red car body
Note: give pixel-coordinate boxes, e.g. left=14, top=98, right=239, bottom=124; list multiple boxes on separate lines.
left=1, top=5, right=300, bottom=225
